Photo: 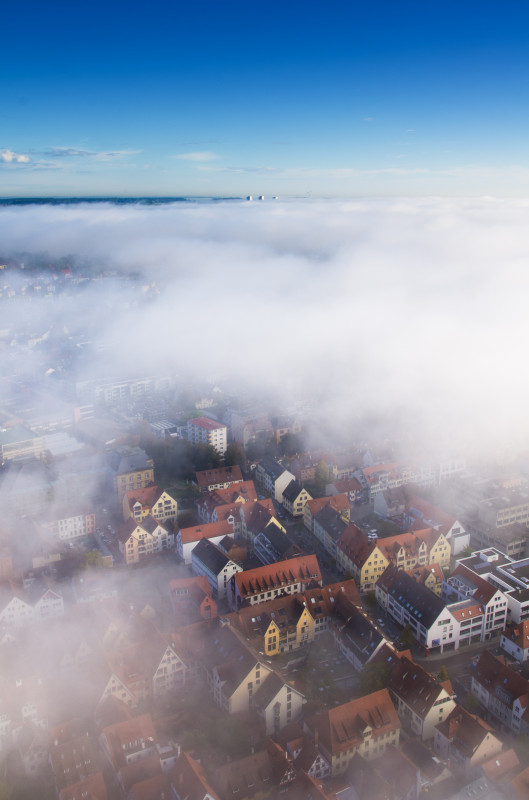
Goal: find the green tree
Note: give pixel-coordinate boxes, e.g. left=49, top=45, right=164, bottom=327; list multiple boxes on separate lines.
left=437, top=665, right=449, bottom=682
left=224, top=442, right=246, bottom=469
left=358, top=662, right=392, bottom=695
left=314, top=460, right=330, bottom=496
left=399, top=623, right=416, bottom=647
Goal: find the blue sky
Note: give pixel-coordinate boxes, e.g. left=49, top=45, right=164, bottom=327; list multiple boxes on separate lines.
left=3, top=0, right=529, bottom=197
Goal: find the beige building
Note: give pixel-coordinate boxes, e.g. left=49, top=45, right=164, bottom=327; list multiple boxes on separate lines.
left=122, top=485, right=177, bottom=522
left=117, top=515, right=172, bottom=565
left=305, top=689, right=400, bottom=776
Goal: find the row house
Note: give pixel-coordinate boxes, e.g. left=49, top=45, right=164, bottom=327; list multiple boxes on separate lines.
left=312, top=505, right=348, bottom=561
left=229, top=554, right=322, bottom=610
left=405, top=564, right=444, bottom=596
left=253, top=522, right=301, bottom=566
left=224, top=595, right=316, bottom=656
left=176, top=520, right=234, bottom=565
left=239, top=498, right=283, bottom=544
left=378, top=528, right=451, bottom=570
left=196, top=480, right=257, bottom=522
left=471, top=650, right=529, bottom=733
left=224, top=579, right=363, bottom=657
left=403, top=494, right=469, bottom=556
left=282, top=479, right=312, bottom=517
left=330, top=603, right=386, bottom=672
left=337, top=525, right=388, bottom=592
left=434, top=704, right=503, bottom=778
left=43, top=508, right=96, bottom=542
left=376, top=567, right=456, bottom=653
left=99, top=714, right=158, bottom=773
left=303, top=494, right=350, bottom=533
left=379, top=566, right=507, bottom=653
left=210, top=742, right=298, bottom=798
left=501, top=620, right=529, bottom=662
left=326, top=477, right=364, bottom=503
left=49, top=725, right=101, bottom=795
left=117, top=515, right=172, bottom=565
left=186, top=417, right=227, bottom=456
left=386, top=654, right=456, bottom=740
left=0, top=578, right=64, bottom=628
left=304, top=689, right=401, bottom=776
left=195, top=465, right=243, bottom=492
left=191, top=538, right=242, bottom=600
left=97, top=629, right=190, bottom=708
left=198, top=623, right=305, bottom=734
left=277, top=724, right=331, bottom=782
left=254, top=457, right=295, bottom=503
left=122, top=485, right=178, bottom=523
left=337, top=525, right=450, bottom=593
left=353, top=462, right=416, bottom=505
left=169, top=576, right=218, bottom=626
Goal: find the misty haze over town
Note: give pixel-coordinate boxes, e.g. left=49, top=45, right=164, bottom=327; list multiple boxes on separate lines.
left=0, top=197, right=528, bottom=800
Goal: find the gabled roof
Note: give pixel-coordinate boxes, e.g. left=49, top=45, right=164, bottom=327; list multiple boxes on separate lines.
left=472, top=651, right=529, bottom=709
left=313, top=504, right=348, bottom=541
left=306, top=689, right=400, bottom=756
left=257, top=457, right=292, bottom=481
left=195, top=465, right=243, bottom=488
left=169, top=751, right=221, bottom=800
left=337, top=524, right=378, bottom=568
left=306, top=494, right=349, bottom=518
left=191, top=538, right=233, bottom=575
left=502, top=620, right=529, bottom=649
left=282, top=479, right=309, bottom=503
left=377, top=565, right=447, bottom=629
left=388, top=655, right=453, bottom=716
left=436, top=704, right=497, bottom=758
left=123, top=484, right=165, bottom=508
left=178, top=520, right=233, bottom=545
left=234, top=555, right=321, bottom=599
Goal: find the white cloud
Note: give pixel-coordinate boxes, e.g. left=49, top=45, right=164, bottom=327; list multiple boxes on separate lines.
left=1, top=197, right=529, bottom=458
left=175, top=151, right=219, bottom=162
left=46, top=147, right=141, bottom=161
left=0, top=149, right=30, bottom=164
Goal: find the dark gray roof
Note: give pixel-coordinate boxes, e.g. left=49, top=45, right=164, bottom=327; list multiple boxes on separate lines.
left=255, top=523, right=292, bottom=555
left=192, top=538, right=231, bottom=575
left=253, top=672, right=285, bottom=710
left=258, top=457, right=289, bottom=481
left=313, top=504, right=348, bottom=542
left=336, top=607, right=384, bottom=666
left=282, top=479, right=304, bottom=503
left=108, top=446, right=153, bottom=475
left=386, top=570, right=447, bottom=628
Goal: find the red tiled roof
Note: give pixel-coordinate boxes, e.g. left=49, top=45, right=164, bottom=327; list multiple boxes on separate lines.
left=178, top=520, right=233, bottom=545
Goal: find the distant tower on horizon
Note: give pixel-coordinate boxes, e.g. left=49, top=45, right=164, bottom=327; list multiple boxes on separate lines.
left=246, top=195, right=252, bottom=201
left=258, top=195, right=264, bottom=200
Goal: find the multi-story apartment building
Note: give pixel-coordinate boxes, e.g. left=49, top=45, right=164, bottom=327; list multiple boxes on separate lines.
left=187, top=417, right=227, bottom=456
left=109, top=446, right=154, bottom=502
left=43, top=508, right=96, bottom=541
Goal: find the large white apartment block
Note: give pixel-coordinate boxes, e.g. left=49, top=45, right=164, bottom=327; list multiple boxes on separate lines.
left=187, top=417, right=227, bottom=456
